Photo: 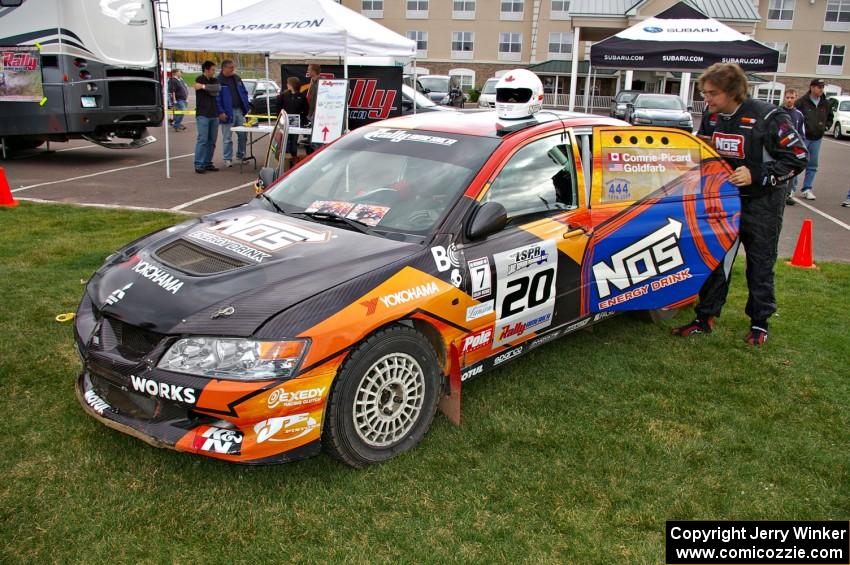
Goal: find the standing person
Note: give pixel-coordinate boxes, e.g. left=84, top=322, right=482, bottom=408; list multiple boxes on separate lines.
left=672, top=63, right=807, bottom=346
left=781, top=88, right=806, bottom=205
left=279, top=76, right=308, bottom=164
left=193, top=60, right=222, bottom=174
left=168, top=69, right=189, bottom=132
left=216, top=59, right=250, bottom=168
left=304, top=63, right=322, bottom=155
left=794, top=78, right=834, bottom=201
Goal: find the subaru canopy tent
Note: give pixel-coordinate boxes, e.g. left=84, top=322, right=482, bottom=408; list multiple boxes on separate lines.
left=589, top=2, right=779, bottom=73
left=160, top=0, right=416, bottom=177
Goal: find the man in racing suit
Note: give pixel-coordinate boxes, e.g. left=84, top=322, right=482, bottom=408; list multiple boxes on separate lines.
left=672, top=63, right=808, bottom=345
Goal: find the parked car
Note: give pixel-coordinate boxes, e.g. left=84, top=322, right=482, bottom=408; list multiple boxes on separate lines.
left=610, top=90, right=642, bottom=119
left=401, top=83, right=452, bottom=115
left=243, top=79, right=281, bottom=117
left=478, top=78, right=499, bottom=109
left=624, top=93, right=693, bottom=132
left=75, top=106, right=740, bottom=468
left=829, top=95, right=850, bottom=139
left=403, top=75, right=427, bottom=95
left=418, top=74, right=451, bottom=104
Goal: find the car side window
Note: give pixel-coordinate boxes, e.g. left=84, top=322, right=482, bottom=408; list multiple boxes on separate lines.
left=483, top=134, right=577, bottom=222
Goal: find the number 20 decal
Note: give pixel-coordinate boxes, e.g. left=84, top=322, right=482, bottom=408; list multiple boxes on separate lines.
left=501, top=268, right=555, bottom=317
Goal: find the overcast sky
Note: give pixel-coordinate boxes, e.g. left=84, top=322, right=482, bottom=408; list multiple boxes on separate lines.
left=166, top=0, right=265, bottom=28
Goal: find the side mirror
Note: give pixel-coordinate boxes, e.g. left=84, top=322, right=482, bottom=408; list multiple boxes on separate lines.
left=423, top=88, right=431, bottom=94
left=687, top=105, right=694, bottom=111
left=466, top=201, right=507, bottom=240
left=402, top=99, right=413, bottom=110
left=257, top=166, right=277, bottom=192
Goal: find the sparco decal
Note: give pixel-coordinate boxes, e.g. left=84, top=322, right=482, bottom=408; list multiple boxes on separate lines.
left=348, top=79, right=397, bottom=120
left=592, top=218, right=684, bottom=299
left=494, top=347, right=523, bottom=365
left=187, top=230, right=272, bottom=263
left=132, top=261, right=184, bottom=294
left=193, top=426, right=243, bottom=455
left=363, top=128, right=458, bottom=146
left=205, top=215, right=329, bottom=252
left=380, top=282, right=439, bottom=307
left=130, top=375, right=196, bottom=404
left=267, top=387, right=327, bottom=409
left=254, top=414, right=319, bottom=443
left=84, top=390, right=111, bottom=415
left=461, top=327, right=493, bottom=354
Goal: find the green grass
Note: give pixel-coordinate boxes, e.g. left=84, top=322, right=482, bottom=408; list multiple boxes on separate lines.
left=1, top=202, right=849, bottom=563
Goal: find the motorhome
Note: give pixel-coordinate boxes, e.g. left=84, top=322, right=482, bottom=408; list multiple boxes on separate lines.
left=0, top=0, right=163, bottom=153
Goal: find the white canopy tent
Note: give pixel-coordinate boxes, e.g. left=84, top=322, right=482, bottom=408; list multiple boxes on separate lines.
left=160, top=0, right=416, bottom=177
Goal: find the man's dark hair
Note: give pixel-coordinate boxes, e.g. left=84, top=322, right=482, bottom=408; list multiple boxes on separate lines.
left=201, top=60, right=216, bottom=72
left=698, top=63, right=748, bottom=103
left=308, top=63, right=321, bottom=74
left=221, top=59, right=234, bottom=69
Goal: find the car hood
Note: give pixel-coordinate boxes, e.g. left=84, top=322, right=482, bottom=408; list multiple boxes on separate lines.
left=89, top=206, right=420, bottom=336
left=634, top=108, right=691, bottom=120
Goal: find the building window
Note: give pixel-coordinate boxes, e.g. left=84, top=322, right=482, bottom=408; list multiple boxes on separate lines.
left=361, top=0, right=383, bottom=18
left=825, top=0, right=850, bottom=31
left=406, top=31, right=428, bottom=56
left=501, top=0, right=523, bottom=20
left=498, top=32, right=522, bottom=61
left=407, top=0, right=428, bottom=18
left=755, top=82, right=784, bottom=106
left=548, top=32, right=573, bottom=60
left=453, top=0, right=475, bottom=19
left=767, top=0, right=794, bottom=29
left=551, top=0, right=570, bottom=19
left=817, top=44, right=845, bottom=74
left=764, top=41, right=788, bottom=72
left=449, top=68, right=475, bottom=94
left=451, top=31, right=474, bottom=59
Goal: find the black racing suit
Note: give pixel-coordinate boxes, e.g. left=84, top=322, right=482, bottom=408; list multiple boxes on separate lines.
left=694, top=97, right=808, bottom=326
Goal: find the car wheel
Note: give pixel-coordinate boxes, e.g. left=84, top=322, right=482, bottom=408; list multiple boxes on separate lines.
left=323, top=326, right=441, bottom=468
left=834, top=123, right=843, bottom=139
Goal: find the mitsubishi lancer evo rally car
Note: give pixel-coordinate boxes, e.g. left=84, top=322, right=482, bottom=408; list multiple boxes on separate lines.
left=75, top=71, right=741, bottom=468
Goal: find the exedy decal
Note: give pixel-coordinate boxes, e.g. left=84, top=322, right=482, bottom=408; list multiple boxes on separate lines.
left=592, top=218, right=684, bottom=300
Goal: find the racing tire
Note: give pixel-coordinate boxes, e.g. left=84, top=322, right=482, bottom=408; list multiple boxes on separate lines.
left=322, top=326, right=441, bottom=468
left=834, top=123, right=843, bottom=139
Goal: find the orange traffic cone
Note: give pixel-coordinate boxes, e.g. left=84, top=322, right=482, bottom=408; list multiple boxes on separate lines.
left=0, top=167, right=18, bottom=208
left=787, top=218, right=816, bottom=269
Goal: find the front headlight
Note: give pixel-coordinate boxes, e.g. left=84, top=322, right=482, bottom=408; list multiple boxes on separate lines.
left=634, top=117, right=652, bottom=124
left=158, top=337, right=308, bottom=381
left=617, top=103, right=627, bottom=110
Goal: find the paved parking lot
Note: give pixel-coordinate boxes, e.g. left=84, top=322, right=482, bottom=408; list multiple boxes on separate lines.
left=3, top=117, right=849, bottom=262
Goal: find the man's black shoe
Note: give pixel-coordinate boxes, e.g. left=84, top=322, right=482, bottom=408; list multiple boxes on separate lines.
left=194, top=168, right=206, bottom=174
left=785, top=196, right=796, bottom=206
left=204, top=165, right=219, bottom=172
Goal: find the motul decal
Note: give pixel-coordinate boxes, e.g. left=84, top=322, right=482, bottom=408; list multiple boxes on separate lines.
left=349, top=79, right=397, bottom=120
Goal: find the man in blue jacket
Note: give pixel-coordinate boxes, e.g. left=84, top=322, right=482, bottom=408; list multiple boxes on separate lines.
left=216, top=59, right=250, bottom=168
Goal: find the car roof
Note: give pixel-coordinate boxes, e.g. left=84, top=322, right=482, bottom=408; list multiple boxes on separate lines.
left=371, top=109, right=626, bottom=138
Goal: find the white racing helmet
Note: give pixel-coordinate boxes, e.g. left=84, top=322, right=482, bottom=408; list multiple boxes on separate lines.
left=495, top=69, right=544, bottom=120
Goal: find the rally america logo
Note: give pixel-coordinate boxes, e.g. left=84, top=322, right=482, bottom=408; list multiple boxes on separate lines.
left=592, top=218, right=684, bottom=299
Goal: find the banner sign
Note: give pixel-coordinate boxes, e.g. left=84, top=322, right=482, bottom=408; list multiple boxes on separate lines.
left=311, top=79, right=346, bottom=145
left=282, top=64, right=402, bottom=131
left=0, top=46, right=43, bottom=102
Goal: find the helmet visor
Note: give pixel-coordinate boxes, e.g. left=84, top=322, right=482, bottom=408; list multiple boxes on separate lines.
left=496, top=87, right=532, bottom=104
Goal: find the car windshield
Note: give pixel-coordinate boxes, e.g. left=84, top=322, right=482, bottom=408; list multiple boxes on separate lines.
left=840, top=101, right=850, bottom=111
left=403, top=84, right=436, bottom=107
left=419, top=77, right=448, bottom=92
left=617, top=92, right=638, bottom=103
left=266, top=127, right=501, bottom=239
left=635, top=95, right=685, bottom=110
left=482, top=80, right=498, bottom=95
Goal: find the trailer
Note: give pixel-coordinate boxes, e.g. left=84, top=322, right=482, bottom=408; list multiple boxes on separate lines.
left=0, top=0, right=163, bottom=153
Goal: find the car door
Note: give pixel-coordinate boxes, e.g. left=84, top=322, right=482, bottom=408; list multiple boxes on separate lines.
left=580, top=126, right=740, bottom=315
left=456, top=131, right=593, bottom=368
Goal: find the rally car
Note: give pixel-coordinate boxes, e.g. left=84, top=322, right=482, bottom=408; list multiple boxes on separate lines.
left=75, top=71, right=741, bottom=467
